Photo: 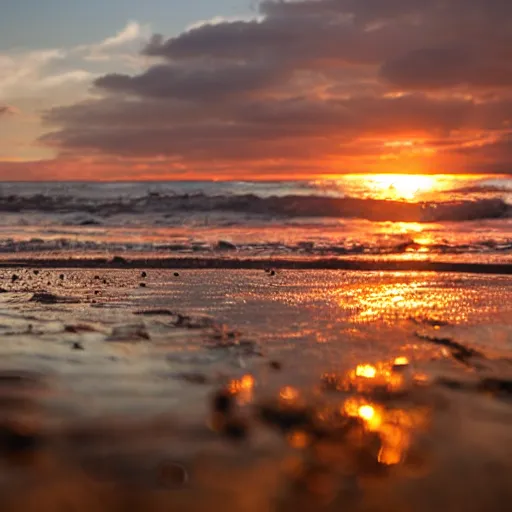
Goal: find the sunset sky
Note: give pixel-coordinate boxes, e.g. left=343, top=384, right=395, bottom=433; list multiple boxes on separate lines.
left=1, top=0, right=511, bottom=180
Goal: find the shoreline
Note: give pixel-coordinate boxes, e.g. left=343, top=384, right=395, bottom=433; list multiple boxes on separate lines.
left=0, top=256, right=511, bottom=275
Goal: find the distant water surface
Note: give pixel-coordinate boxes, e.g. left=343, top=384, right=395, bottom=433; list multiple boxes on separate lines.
left=0, top=175, right=511, bottom=262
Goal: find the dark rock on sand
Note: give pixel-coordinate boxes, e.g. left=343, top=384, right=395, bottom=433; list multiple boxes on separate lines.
left=212, top=389, right=235, bottom=415
left=30, top=292, right=79, bottom=304
left=11, top=274, right=19, bottom=282
left=29, top=292, right=59, bottom=304
left=134, top=309, right=176, bottom=316
left=139, top=282, right=147, bottom=287
left=269, top=360, right=282, bottom=370
left=216, top=240, right=237, bottom=251
left=174, top=314, right=216, bottom=329
left=223, top=418, right=248, bottom=441
left=107, top=324, right=150, bottom=342
left=174, top=272, right=180, bottom=277
left=111, top=255, right=128, bottom=265
left=72, top=342, right=85, bottom=351
left=65, top=324, right=97, bottom=333
left=141, top=271, right=147, bottom=278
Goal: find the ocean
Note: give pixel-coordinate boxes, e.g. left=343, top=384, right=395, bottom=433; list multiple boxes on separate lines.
left=0, top=174, right=511, bottom=263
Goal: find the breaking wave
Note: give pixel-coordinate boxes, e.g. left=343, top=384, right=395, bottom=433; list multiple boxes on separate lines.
left=0, top=193, right=509, bottom=223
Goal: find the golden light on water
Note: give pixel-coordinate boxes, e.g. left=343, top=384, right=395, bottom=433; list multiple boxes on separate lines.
left=378, top=423, right=409, bottom=466
left=394, top=356, right=409, bottom=367
left=241, top=375, right=255, bottom=389
left=355, top=364, right=377, bottom=379
left=229, top=374, right=255, bottom=393
left=358, top=404, right=375, bottom=421
left=280, top=386, right=299, bottom=402
left=228, top=374, right=255, bottom=404
left=358, top=405, right=383, bottom=432
left=341, top=358, right=430, bottom=466
left=345, top=361, right=405, bottom=393
left=324, top=173, right=479, bottom=202
left=332, top=275, right=470, bottom=325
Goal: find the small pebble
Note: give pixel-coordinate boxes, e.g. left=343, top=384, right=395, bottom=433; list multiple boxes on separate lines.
left=269, top=360, right=282, bottom=370
left=59, top=274, right=65, bottom=280
left=94, top=275, right=100, bottom=280
left=174, top=272, right=180, bottom=277
left=139, top=282, right=146, bottom=288
left=269, top=270, right=276, bottom=276
left=72, top=342, right=84, bottom=351
left=141, top=271, right=147, bottom=278
left=156, top=461, right=189, bottom=489
left=11, top=274, right=19, bottom=282
left=111, top=256, right=128, bottom=265
left=103, top=279, right=107, bottom=285
left=94, top=290, right=99, bottom=295
left=223, top=419, right=248, bottom=441
left=33, top=270, right=39, bottom=276
left=212, top=389, right=234, bottom=415
left=30, top=292, right=59, bottom=304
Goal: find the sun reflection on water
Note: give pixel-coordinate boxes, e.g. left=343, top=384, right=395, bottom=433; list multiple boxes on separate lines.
left=340, top=358, right=430, bottom=466
left=330, top=275, right=470, bottom=325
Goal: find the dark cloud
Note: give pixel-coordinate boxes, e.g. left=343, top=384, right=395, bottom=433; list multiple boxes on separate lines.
left=94, top=60, right=289, bottom=101
left=40, top=0, right=512, bottom=175
left=381, top=47, right=512, bottom=89
left=42, top=94, right=512, bottom=162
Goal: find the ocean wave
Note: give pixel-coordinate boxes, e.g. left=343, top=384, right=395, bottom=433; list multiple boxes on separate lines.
left=0, top=236, right=510, bottom=256
left=0, top=192, right=509, bottom=223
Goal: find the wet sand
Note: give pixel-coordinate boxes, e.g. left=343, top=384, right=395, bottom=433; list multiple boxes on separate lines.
left=0, top=255, right=511, bottom=274
left=0, top=268, right=511, bottom=511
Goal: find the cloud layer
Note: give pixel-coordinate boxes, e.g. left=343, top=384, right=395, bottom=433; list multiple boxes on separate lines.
left=9, top=1, right=512, bottom=177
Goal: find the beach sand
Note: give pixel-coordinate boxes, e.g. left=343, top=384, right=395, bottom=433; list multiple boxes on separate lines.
left=0, top=267, right=511, bottom=511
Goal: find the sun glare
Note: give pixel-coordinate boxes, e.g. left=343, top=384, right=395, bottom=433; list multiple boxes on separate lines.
left=367, top=174, right=436, bottom=200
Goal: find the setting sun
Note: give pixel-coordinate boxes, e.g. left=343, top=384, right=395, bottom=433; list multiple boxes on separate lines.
left=365, top=174, right=436, bottom=200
